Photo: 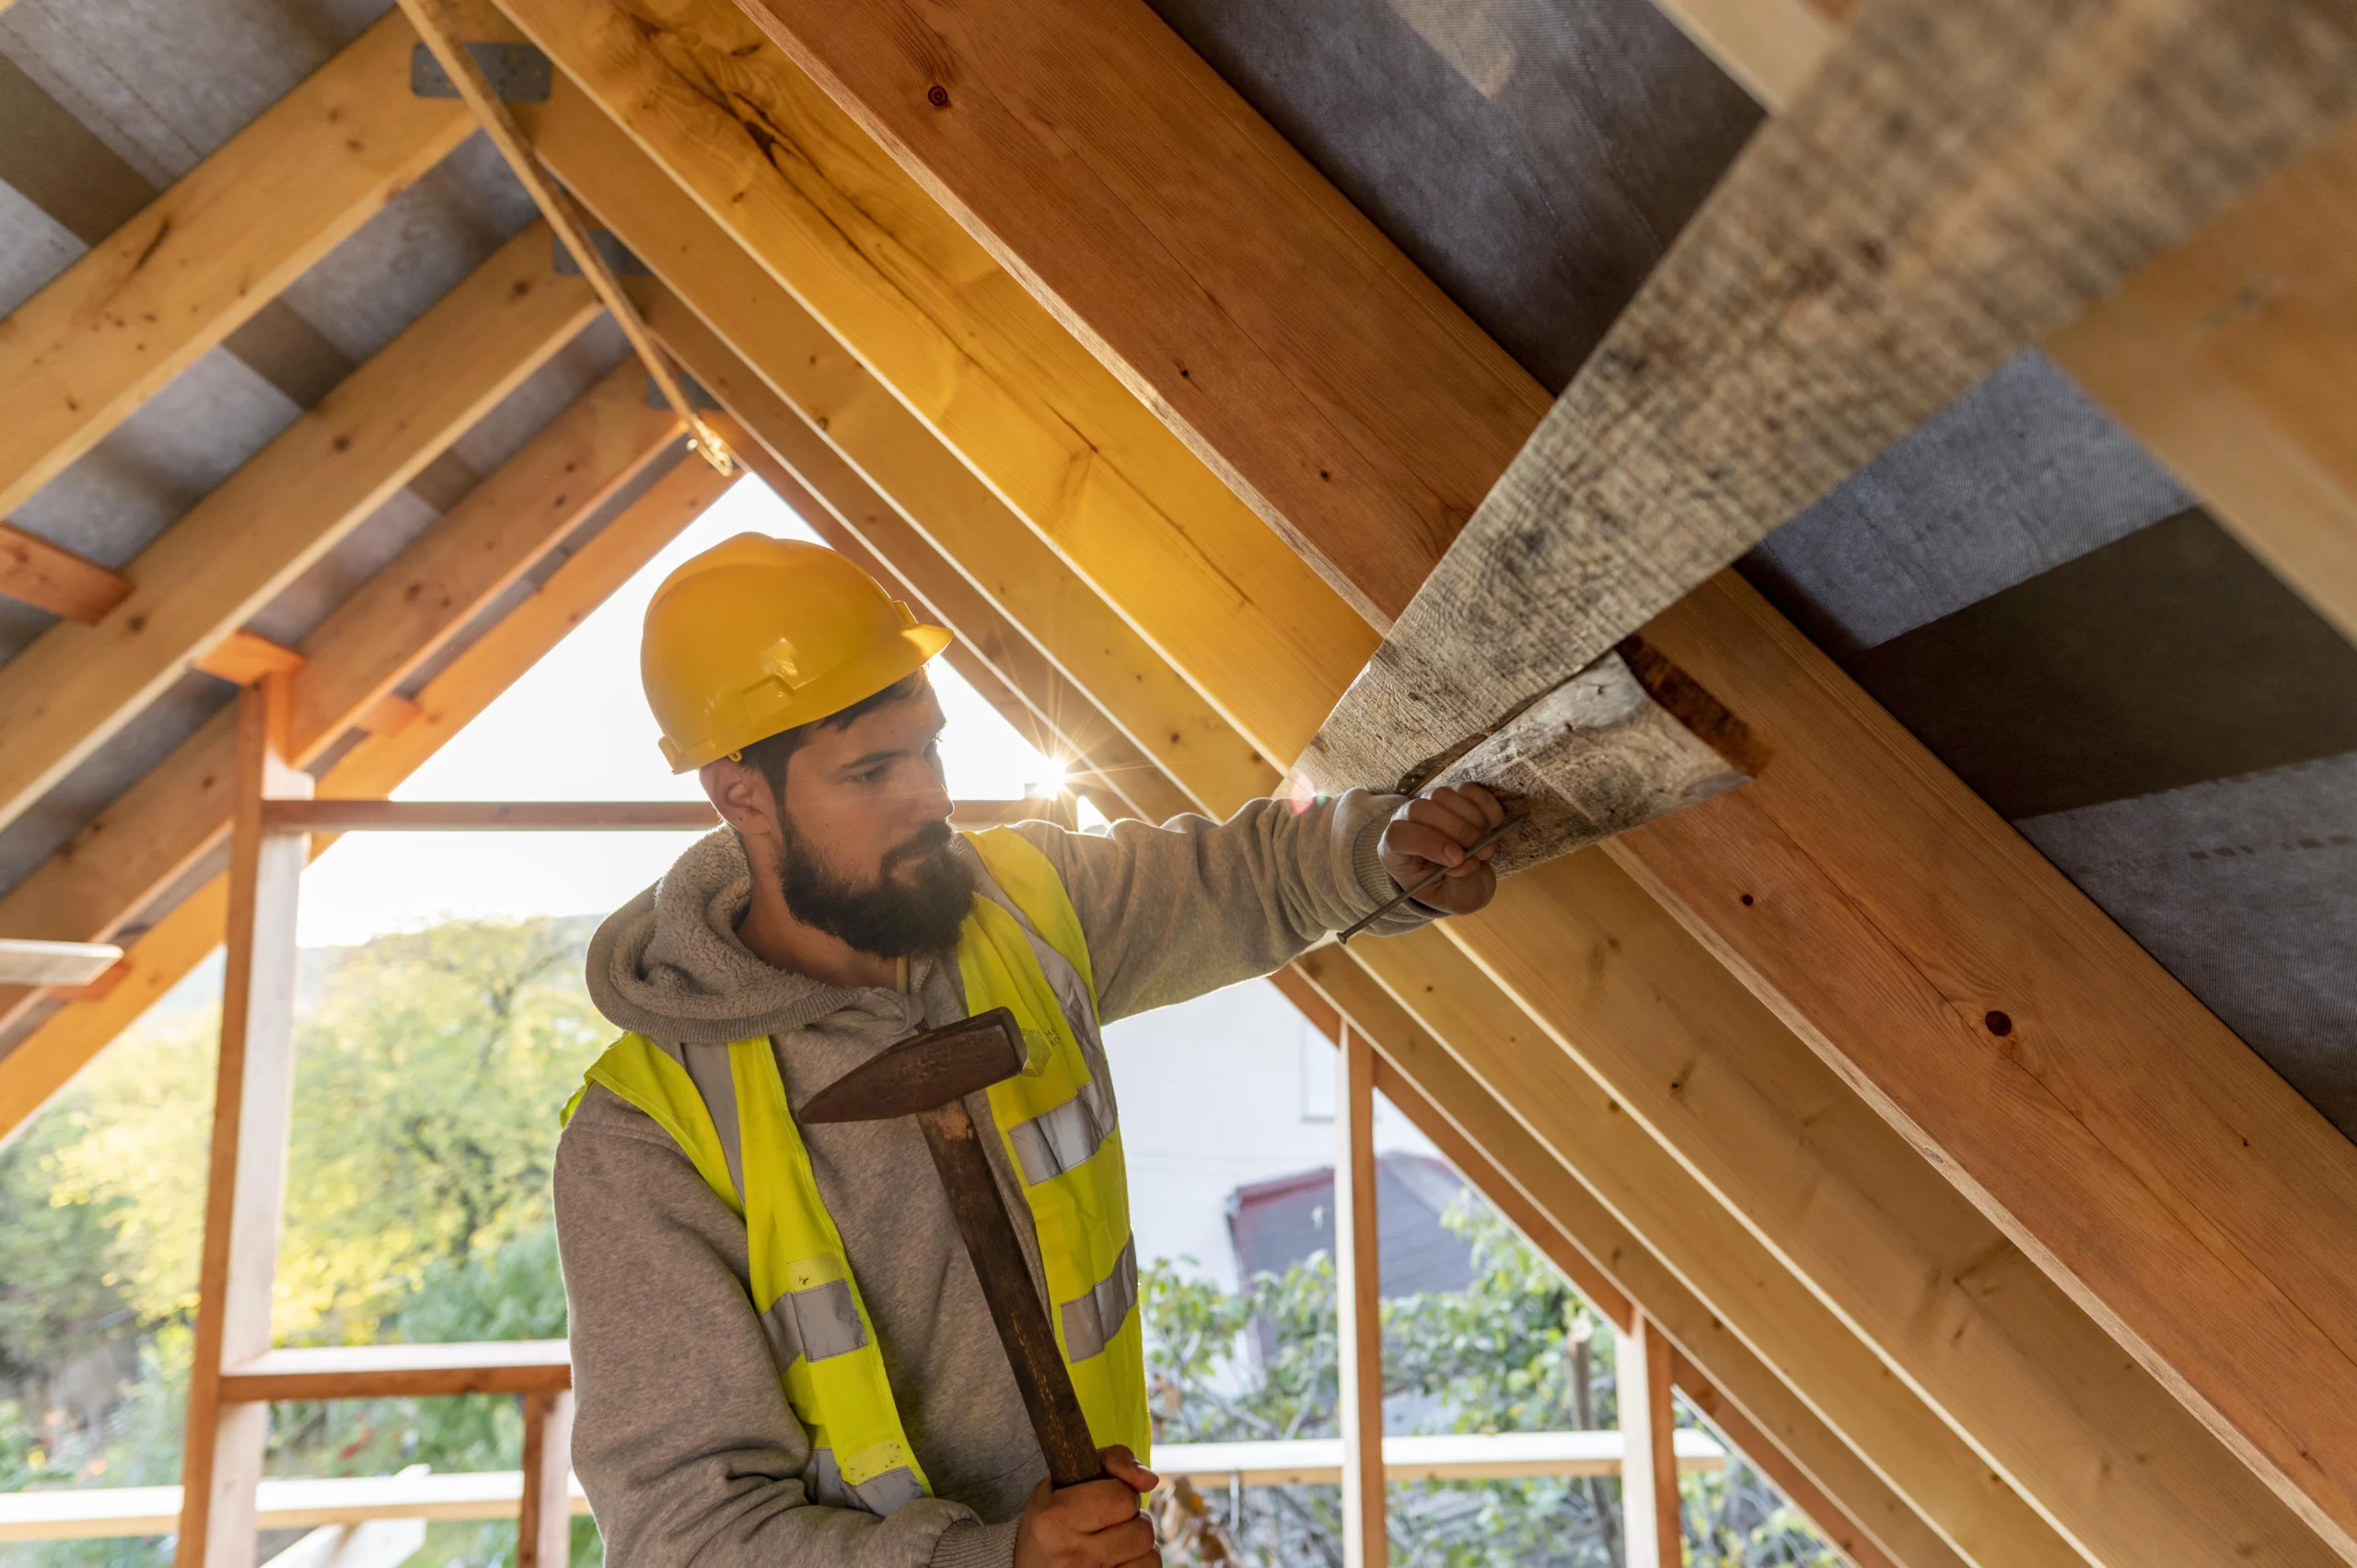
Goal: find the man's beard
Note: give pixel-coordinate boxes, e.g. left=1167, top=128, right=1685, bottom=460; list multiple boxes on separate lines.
left=774, top=817, right=976, bottom=958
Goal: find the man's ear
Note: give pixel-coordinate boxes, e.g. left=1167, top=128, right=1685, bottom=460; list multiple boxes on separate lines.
left=700, top=757, right=781, bottom=843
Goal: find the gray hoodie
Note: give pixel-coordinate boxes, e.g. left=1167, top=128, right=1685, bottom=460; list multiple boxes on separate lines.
left=555, top=792, right=1424, bottom=1568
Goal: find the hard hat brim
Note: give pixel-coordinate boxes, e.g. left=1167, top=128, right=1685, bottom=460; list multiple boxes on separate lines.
left=663, top=621, right=954, bottom=773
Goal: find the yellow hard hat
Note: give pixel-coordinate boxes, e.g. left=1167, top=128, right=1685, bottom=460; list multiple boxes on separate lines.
left=641, top=533, right=952, bottom=772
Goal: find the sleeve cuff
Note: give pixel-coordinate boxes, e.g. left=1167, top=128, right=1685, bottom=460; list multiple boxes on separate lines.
left=931, top=1518, right=1021, bottom=1568
left=1348, top=794, right=1438, bottom=936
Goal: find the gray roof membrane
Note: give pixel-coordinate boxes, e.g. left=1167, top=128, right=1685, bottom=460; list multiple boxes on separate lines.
left=1156, top=0, right=2357, bottom=1139
left=0, top=0, right=2351, bottom=1147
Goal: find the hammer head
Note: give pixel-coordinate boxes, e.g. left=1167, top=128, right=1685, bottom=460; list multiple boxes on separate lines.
left=800, top=1007, right=1028, bottom=1124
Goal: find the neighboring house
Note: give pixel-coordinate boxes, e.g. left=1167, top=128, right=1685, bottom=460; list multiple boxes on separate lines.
left=1225, top=1152, right=1476, bottom=1298
left=1100, top=973, right=1445, bottom=1291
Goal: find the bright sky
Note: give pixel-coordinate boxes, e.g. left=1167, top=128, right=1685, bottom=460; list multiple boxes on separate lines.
left=296, top=476, right=1061, bottom=947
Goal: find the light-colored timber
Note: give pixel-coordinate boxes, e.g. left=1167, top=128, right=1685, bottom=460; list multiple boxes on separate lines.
left=1617, top=1315, right=1682, bottom=1568
left=0, top=221, right=601, bottom=837
left=0, top=11, right=471, bottom=518
left=0, top=523, right=133, bottom=624
left=1333, top=1021, right=1387, bottom=1568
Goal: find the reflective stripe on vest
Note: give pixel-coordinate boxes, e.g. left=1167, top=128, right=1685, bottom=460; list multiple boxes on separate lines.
left=564, top=827, right=1150, bottom=1516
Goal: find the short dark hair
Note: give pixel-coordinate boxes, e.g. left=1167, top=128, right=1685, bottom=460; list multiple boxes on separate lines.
left=738, top=672, right=925, bottom=799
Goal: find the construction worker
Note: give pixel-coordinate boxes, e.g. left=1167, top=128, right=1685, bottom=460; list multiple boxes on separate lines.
left=556, top=535, right=1504, bottom=1568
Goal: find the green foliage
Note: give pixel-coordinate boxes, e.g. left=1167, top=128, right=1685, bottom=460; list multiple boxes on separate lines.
left=1141, top=1203, right=1841, bottom=1568
left=1, top=917, right=608, bottom=1568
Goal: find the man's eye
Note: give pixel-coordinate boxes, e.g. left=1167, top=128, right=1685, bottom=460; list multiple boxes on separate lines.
left=859, top=767, right=889, bottom=785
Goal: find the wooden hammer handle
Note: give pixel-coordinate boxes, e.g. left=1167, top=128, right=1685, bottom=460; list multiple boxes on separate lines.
left=915, top=1100, right=1107, bottom=1489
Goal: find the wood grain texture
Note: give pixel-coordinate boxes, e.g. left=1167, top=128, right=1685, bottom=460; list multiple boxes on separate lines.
left=1451, top=840, right=2338, bottom=1568
left=1622, top=571, right=2357, bottom=1554
left=258, top=801, right=721, bottom=831
left=1616, top=1317, right=1682, bottom=1568
left=0, top=11, right=471, bottom=518
left=489, top=0, right=1374, bottom=768
left=2046, top=116, right=2357, bottom=643
left=1341, top=926, right=2080, bottom=1568
left=1333, top=1023, right=1387, bottom=1566
left=1293, top=944, right=1968, bottom=1568
left=0, top=221, right=599, bottom=836
left=176, top=680, right=310, bottom=1568
left=0, top=456, right=737, bottom=1147
left=0, top=361, right=676, bottom=1042
left=1671, top=1355, right=1899, bottom=1568
left=192, top=633, right=306, bottom=687
left=1295, top=0, right=2357, bottom=796
left=726, top=0, right=1549, bottom=626
left=0, top=523, right=133, bottom=624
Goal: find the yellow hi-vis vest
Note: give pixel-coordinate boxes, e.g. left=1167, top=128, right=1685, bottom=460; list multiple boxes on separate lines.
left=563, top=829, right=1150, bottom=1516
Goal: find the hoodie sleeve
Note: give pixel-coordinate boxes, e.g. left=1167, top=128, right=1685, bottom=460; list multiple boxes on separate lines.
left=554, top=1088, right=1012, bottom=1568
left=1009, top=786, right=1429, bottom=1024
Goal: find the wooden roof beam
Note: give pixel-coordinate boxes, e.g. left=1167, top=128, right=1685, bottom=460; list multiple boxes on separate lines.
left=488, top=0, right=1372, bottom=773
left=0, top=453, right=737, bottom=1145
left=714, top=0, right=2357, bottom=1546
left=0, top=220, right=601, bottom=836
left=1283, top=954, right=1951, bottom=1568
left=1654, top=1, right=2357, bottom=661
left=0, top=359, right=679, bottom=1040
left=0, top=9, right=473, bottom=518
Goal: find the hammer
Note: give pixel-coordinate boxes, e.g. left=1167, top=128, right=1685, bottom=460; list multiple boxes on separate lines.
left=800, top=1007, right=1108, bottom=1489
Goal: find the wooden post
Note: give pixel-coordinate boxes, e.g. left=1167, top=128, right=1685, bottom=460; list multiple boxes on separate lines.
left=176, top=675, right=312, bottom=1568
left=518, top=1388, right=575, bottom=1568
left=1617, top=1315, right=1683, bottom=1568
left=1333, top=1022, right=1387, bottom=1566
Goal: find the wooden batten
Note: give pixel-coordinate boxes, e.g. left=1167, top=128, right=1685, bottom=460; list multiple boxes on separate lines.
left=194, top=632, right=306, bottom=687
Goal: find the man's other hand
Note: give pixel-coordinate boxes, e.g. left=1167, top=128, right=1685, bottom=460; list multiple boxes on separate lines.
left=1014, top=1447, right=1162, bottom=1568
left=1377, top=783, right=1507, bottom=918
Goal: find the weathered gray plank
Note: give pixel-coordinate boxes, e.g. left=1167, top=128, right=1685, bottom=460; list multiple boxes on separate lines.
left=1297, top=0, right=2357, bottom=795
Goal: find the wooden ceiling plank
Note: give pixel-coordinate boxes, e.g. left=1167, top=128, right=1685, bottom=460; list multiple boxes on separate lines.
left=0, top=523, right=133, bottom=624
left=488, top=0, right=1373, bottom=770
left=0, top=220, right=602, bottom=837
left=0, top=359, right=678, bottom=1040
left=1294, top=946, right=1970, bottom=1568
left=691, top=0, right=2357, bottom=1540
left=0, top=455, right=738, bottom=1147
left=0, top=10, right=473, bottom=518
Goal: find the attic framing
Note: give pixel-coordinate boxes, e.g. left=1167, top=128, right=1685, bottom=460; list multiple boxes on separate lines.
left=0, top=1, right=2353, bottom=1565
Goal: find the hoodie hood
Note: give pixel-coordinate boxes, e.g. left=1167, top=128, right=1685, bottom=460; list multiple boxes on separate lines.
left=586, top=828, right=882, bottom=1045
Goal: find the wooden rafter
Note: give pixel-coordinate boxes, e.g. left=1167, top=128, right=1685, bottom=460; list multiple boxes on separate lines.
left=0, top=221, right=601, bottom=837
left=685, top=0, right=2357, bottom=1547
left=0, top=453, right=737, bottom=1147
left=1649, top=0, right=2357, bottom=643
left=0, top=10, right=472, bottom=518
left=1268, top=963, right=1922, bottom=1568
left=630, top=293, right=2073, bottom=1562
left=0, top=358, right=677, bottom=1040
left=489, top=0, right=1372, bottom=772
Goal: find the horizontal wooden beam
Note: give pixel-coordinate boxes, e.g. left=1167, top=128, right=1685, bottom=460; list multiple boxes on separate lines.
left=0, top=359, right=678, bottom=1041
left=0, top=451, right=739, bottom=1145
left=194, top=631, right=306, bottom=687
left=0, top=523, right=132, bottom=624
left=0, top=9, right=471, bottom=518
left=0, top=220, right=601, bottom=837
left=259, top=800, right=719, bottom=832
left=220, top=1341, right=570, bottom=1402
